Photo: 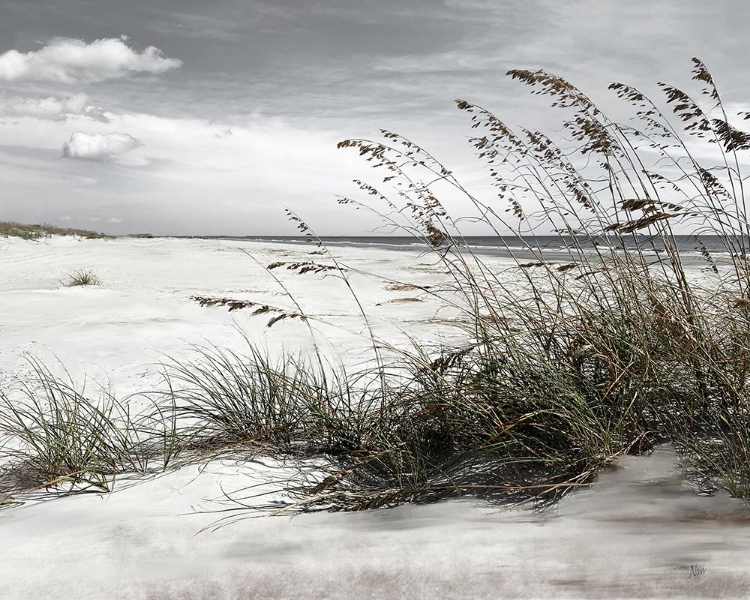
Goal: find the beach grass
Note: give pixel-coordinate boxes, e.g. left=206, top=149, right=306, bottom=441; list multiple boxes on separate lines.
left=254, top=56, right=750, bottom=510
left=0, top=360, right=154, bottom=494
left=62, top=269, right=101, bottom=287
left=1, top=58, right=750, bottom=515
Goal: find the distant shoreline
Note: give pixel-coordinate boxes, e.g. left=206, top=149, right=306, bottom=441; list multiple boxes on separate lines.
left=174, top=234, right=731, bottom=267
left=1, top=221, right=731, bottom=268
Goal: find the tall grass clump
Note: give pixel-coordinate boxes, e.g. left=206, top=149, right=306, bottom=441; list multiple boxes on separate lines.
left=160, top=340, right=382, bottom=460
left=223, top=56, right=750, bottom=511
left=0, top=360, right=173, bottom=496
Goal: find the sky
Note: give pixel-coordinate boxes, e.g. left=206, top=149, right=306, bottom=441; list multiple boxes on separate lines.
left=0, top=0, right=748, bottom=236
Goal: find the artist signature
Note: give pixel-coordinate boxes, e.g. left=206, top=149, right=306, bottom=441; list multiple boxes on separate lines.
left=683, top=564, right=706, bottom=579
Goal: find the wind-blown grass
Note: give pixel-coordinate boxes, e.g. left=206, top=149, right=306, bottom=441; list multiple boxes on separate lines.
left=0, top=360, right=179, bottom=498
left=2, top=58, right=750, bottom=516
left=210, top=56, right=750, bottom=512
left=295, top=56, right=750, bottom=509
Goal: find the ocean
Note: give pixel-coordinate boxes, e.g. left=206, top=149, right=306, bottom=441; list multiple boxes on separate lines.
left=196, top=234, right=744, bottom=267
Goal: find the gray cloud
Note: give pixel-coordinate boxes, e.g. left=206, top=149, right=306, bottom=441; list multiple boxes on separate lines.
left=0, top=0, right=748, bottom=235
left=212, top=127, right=233, bottom=138
left=82, top=106, right=113, bottom=123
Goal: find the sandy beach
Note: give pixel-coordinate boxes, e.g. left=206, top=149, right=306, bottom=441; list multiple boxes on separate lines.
left=0, top=235, right=469, bottom=400
left=2, top=2, right=749, bottom=597
left=0, top=235, right=748, bottom=599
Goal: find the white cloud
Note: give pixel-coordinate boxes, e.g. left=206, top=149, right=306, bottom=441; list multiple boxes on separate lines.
left=0, top=108, right=379, bottom=234
left=61, top=132, right=143, bottom=163
left=89, top=217, right=122, bottom=223
left=59, top=216, right=71, bottom=221
left=0, top=94, right=112, bottom=122
left=0, top=37, right=182, bottom=84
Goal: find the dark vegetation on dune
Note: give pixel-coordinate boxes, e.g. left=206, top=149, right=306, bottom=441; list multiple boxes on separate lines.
left=2, top=59, right=750, bottom=518
left=0, top=222, right=153, bottom=240
left=0, top=221, right=109, bottom=240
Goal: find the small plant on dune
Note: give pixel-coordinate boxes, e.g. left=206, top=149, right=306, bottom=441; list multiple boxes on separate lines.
left=63, top=269, right=100, bottom=287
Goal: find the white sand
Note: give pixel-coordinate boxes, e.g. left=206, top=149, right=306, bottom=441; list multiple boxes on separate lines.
left=0, top=235, right=467, bottom=390
left=0, top=235, right=748, bottom=599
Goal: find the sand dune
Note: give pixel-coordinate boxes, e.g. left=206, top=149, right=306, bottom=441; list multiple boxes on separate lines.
left=0, top=235, right=748, bottom=599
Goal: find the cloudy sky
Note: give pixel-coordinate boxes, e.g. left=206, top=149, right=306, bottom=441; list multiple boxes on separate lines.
left=1, top=0, right=748, bottom=235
